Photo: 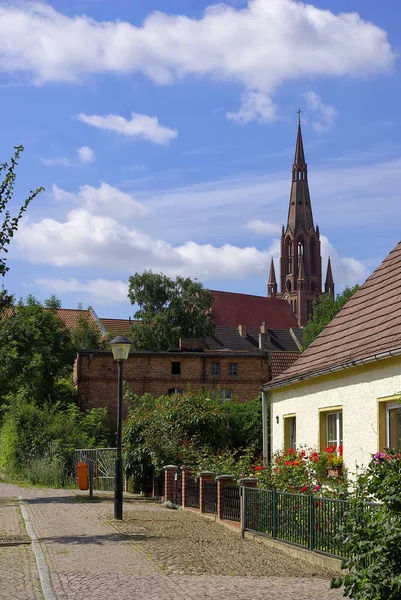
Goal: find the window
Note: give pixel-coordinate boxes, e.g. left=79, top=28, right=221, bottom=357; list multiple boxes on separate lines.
left=297, top=240, right=304, bottom=266
left=168, top=388, right=184, bottom=395
left=286, top=241, right=292, bottom=275
left=217, top=389, right=232, bottom=401
left=378, top=396, right=401, bottom=450
left=387, top=403, right=401, bottom=447
left=319, top=407, right=342, bottom=450
left=171, top=362, right=181, bottom=375
left=229, top=363, right=238, bottom=376
left=211, top=362, right=221, bottom=376
left=284, top=415, right=296, bottom=451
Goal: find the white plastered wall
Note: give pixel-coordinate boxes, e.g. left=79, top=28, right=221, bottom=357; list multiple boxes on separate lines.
left=270, top=356, right=401, bottom=475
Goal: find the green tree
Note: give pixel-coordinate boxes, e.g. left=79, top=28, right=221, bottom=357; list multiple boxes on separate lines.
left=70, top=304, right=106, bottom=350
left=127, top=271, right=215, bottom=350
left=331, top=449, right=401, bottom=599
left=0, top=295, right=75, bottom=407
left=0, top=146, right=44, bottom=311
left=302, top=285, right=359, bottom=350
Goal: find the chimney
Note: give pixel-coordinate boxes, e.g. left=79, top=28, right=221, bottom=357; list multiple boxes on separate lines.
left=260, top=322, right=267, bottom=335
left=238, top=325, right=247, bottom=337
left=259, top=323, right=269, bottom=350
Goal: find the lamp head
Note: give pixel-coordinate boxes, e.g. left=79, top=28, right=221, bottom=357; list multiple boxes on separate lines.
left=109, top=335, right=132, bottom=361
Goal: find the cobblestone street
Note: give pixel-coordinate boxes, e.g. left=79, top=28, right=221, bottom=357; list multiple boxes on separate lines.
left=0, top=483, right=344, bottom=599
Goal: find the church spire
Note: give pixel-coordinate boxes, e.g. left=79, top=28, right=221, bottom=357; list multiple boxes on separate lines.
left=278, top=113, right=323, bottom=327
left=325, top=257, right=335, bottom=297
left=267, top=258, right=277, bottom=298
left=286, top=116, right=314, bottom=234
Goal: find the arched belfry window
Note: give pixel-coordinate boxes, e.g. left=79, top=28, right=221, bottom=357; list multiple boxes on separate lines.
left=286, top=280, right=292, bottom=293
left=297, top=240, right=304, bottom=265
left=286, top=240, right=292, bottom=275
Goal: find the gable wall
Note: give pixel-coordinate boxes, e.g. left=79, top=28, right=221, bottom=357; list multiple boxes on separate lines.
left=270, top=355, right=401, bottom=473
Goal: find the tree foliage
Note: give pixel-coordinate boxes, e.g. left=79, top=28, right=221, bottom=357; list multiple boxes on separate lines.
left=0, top=146, right=44, bottom=312
left=127, top=271, right=215, bottom=351
left=331, top=449, right=401, bottom=599
left=0, top=295, right=75, bottom=406
left=302, top=285, right=359, bottom=350
left=123, top=389, right=262, bottom=490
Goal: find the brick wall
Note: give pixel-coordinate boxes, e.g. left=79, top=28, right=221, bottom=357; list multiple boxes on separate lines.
left=75, top=350, right=270, bottom=423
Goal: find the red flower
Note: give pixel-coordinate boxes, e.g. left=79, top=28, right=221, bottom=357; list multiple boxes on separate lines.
left=300, top=486, right=309, bottom=493
left=254, top=465, right=264, bottom=471
left=285, top=460, right=291, bottom=466
left=292, top=460, right=299, bottom=467
left=338, top=445, right=343, bottom=456
left=299, top=450, right=306, bottom=457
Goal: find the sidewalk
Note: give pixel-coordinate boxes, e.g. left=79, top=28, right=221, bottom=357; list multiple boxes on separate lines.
left=0, top=483, right=344, bottom=600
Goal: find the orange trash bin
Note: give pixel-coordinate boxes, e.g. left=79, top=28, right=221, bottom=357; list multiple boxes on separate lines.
left=77, top=461, right=89, bottom=490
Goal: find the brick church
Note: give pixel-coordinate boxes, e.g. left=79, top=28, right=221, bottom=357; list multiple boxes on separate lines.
left=71, top=118, right=333, bottom=417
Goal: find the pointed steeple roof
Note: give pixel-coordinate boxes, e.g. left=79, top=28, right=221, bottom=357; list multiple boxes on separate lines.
left=285, top=116, right=314, bottom=234
left=268, top=258, right=277, bottom=285
left=293, top=123, right=306, bottom=168
left=325, top=257, right=334, bottom=286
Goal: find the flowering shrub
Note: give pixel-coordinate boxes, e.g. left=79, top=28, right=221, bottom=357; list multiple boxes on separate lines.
left=251, top=446, right=347, bottom=496
left=331, top=449, right=401, bottom=599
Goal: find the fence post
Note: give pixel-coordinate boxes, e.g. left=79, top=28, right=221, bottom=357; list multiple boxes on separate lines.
left=199, top=472, right=214, bottom=513
left=308, top=494, right=314, bottom=551
left=238, top=478, right=258, bottom=537
left=272, top=489, right=277, bottom=539
left=216, top=474, right=235, bottom=520
left=181, top=465, right=191, bottom=509
left=163, top=465, right=178, bottom=502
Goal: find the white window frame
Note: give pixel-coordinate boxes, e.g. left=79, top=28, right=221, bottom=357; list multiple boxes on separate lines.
left=211, top=362, right=221, bottom=376
left=386, top=402, right=401, bottom=447
left=229, top=363, right=238, bottom=376
left=289, top=417, right=296, bottom=451
left=326, top=411, right=342, bottom=449
left=219, top=389, right=232, bottom=401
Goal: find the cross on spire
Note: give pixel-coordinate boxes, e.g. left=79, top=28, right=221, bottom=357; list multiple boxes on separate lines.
left=297, top=108, right=302, bottom=125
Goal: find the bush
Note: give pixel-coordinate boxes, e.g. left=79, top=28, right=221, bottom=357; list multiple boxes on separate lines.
left=331, top=449, right=401, bottom=599
left=0, top=395, right=110, bottom=486
left=123, top=389, right=263, bottom=489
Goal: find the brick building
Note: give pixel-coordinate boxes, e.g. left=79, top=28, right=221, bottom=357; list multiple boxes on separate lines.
left=74, top=325, right=302, bottom=421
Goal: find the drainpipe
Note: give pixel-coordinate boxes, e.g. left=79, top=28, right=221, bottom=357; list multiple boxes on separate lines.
left=262, top=390, right=269, bottom=466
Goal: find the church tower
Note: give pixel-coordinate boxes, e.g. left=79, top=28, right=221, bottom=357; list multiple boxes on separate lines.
left=268, top=112, right=333, bottom=326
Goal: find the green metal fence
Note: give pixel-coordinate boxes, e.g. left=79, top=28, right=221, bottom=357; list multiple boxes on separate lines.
left=243, top=487, right=352, bottom=558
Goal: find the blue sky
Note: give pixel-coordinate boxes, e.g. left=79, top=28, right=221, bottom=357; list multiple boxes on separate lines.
left=0, top=0, right=400, bottom=319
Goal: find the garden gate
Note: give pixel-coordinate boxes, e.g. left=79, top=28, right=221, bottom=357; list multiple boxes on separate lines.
left=74, top=448, right=117, bottom=491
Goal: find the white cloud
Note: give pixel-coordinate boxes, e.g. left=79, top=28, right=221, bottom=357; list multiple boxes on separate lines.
left=303, top=91, right=337, bottom=133
left=320, top=236, right=369, bottom=290
left=226, top=91, right=278, bottom=124
left=52, top=181, right=147, bottom=219
left=17, top=206, right=273, bottom=278
left=246, top=219, right=281, bottom=236
left=77, top=145, right=95, bottom=163
left=76, top=112, right=177, bottom=145
left=0, top=2, right=393, bottom=123
left=35, top=277, right=128, bottom=304
left=41, top=145, right=96, bottom=166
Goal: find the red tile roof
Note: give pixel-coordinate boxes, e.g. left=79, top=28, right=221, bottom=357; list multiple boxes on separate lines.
left=271, top=352, right=301, bottom=379
left=211, top=290, right=298, bottom=329
left=56, top=308, right=97, bottom=330
left=100, top=318, right=136, bottom=336
left=266, top=240, right=401, bottom=388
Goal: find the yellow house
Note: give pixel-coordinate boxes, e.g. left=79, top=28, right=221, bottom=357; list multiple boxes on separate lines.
left=261, top=240, right=401, bottom=473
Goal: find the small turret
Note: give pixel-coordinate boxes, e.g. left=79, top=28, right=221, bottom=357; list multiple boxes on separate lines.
left=267, top=258, right=278, bottom=298
left=325, top=257, right=335, bottom=297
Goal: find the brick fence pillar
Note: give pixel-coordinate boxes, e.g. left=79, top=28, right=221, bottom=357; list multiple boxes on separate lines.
left=163, top=465, right=178, bottom=502
left=216, top=474, right=235, bottom=520
left=181, top=465, right=192, bottom=508
left=199, top=472, right=214, bottom=513
left=238, top=477, right=258, bottom=535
